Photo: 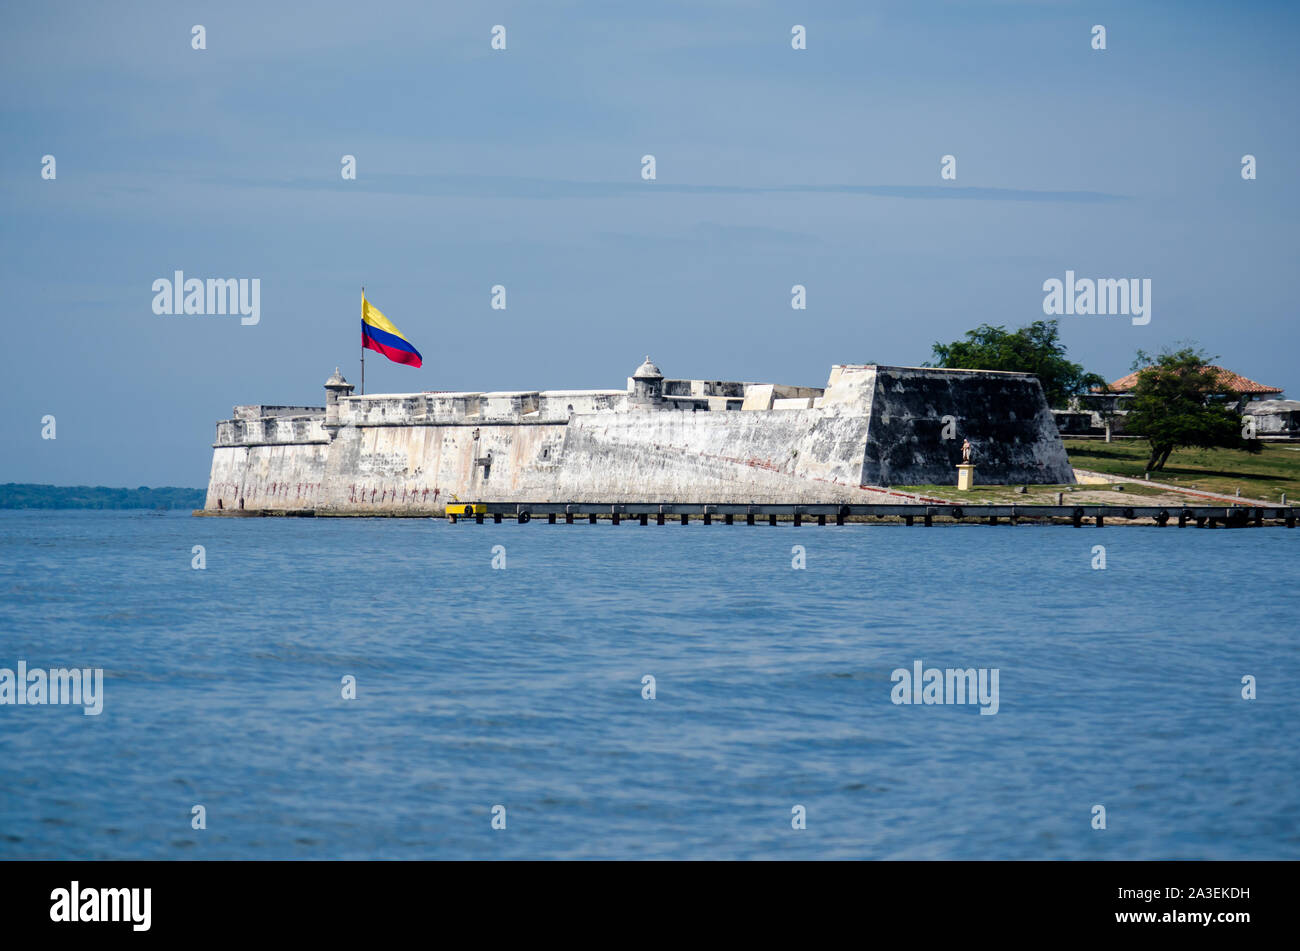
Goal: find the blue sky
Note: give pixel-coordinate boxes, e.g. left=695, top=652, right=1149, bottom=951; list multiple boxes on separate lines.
left=3, top=0, right=1297, bottom=486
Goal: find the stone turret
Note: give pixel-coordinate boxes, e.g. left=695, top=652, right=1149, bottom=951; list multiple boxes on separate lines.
left=630, top=356, right=664, bottom=409
left=323, top=367, right=354, bottom=436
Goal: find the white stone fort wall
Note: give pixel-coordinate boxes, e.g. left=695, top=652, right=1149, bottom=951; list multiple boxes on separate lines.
left=204, top=442, right=330, bottom=512
left=201, top=365, right=1074, bottom=513
left=204, top=411, right=888, bottom=512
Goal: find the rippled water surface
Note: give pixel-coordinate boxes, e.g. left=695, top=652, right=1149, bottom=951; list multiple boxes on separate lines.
left=1, top=510, right=1297, bottom=859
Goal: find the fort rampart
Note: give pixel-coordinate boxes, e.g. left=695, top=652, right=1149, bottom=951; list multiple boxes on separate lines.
left=203, top=360, right=1075, bottom=515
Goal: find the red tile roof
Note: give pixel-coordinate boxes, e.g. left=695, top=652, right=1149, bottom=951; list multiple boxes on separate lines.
left=1099, top=365, right=1283, bottom=395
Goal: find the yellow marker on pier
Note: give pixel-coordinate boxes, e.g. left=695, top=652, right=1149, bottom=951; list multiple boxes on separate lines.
left=445, top=503, right=486, bottom=517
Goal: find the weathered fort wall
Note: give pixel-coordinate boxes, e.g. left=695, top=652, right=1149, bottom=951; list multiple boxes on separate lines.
left=861, top=367, right=1075, bottom=485
left=202, top=363, right=1074, bottom=515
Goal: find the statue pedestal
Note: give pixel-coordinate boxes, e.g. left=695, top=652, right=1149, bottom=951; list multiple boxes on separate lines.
left=956, top=464, right=976, bottom=491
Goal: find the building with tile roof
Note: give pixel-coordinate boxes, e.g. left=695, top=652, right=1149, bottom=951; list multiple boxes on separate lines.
left=1098, top=366, right=1283, bottom=399
left=1064, top=366, right=1287, bottom=439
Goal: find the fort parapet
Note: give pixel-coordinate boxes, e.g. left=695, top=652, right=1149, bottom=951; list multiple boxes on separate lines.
left=203, top=358, right=1075, bottom=514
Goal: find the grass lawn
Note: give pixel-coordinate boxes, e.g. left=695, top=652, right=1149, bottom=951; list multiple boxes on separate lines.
left=886, top=482, right=1170, bottom=504
left=890, top=441, right=1300, bottom=503
left=1064, top=439, right=1300, bottom=502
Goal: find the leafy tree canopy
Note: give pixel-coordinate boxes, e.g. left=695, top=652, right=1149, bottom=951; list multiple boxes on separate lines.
left=1123, top=346, right=1261, bottom=471
left=926, top=319, right=1104, bottom=408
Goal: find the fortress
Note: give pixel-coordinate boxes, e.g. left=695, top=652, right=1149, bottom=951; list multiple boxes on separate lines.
left=201, top=359, right=1075, bottom=515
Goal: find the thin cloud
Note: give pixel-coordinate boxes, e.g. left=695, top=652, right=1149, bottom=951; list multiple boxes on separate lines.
left=264, top=172, right=1127, bottom=204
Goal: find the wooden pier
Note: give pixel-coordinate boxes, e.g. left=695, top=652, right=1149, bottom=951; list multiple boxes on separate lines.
left=443, top=502, right=1299, bottom=528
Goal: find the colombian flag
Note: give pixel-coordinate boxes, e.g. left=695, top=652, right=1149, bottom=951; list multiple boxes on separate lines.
left=361, top=294, right=422, bottom=368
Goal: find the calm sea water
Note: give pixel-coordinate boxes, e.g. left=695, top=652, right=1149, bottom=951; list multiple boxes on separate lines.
left=1, top=510, right=1296, bottom=860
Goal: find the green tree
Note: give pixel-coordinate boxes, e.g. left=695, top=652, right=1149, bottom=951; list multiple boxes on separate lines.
left=926, top=319, right=1104, bottom=408
left=1123, top=346, right=1261, bottom=471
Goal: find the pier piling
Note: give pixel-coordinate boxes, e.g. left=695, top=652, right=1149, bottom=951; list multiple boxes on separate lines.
left=433, top=501, right=1296, bottom=529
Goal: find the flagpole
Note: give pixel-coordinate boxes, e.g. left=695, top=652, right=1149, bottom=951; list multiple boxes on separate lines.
left=360, top=284, right=365, bottom=396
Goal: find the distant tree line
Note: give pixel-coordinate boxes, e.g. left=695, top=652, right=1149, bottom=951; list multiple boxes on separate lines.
left=0, top=484, right=205, bottom=510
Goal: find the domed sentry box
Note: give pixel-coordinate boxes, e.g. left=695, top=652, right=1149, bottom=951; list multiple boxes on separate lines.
left=630, top=356, right=664, bottom=409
